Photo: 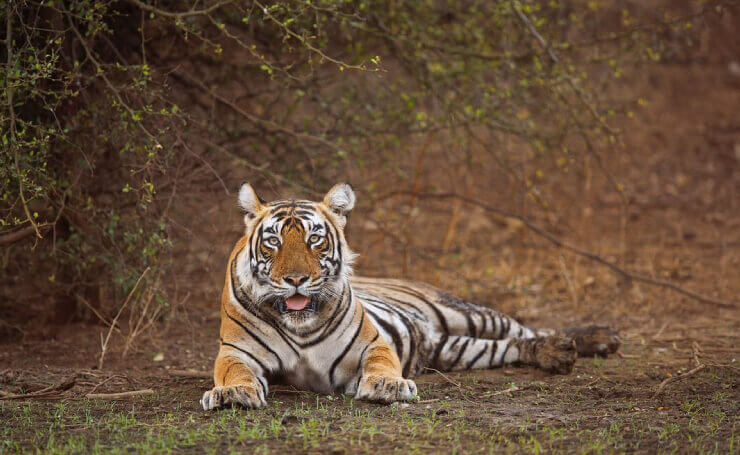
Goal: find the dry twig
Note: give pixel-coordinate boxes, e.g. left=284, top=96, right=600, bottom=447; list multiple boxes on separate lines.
left=126, top=0, right=232, bottom=19
left=86, top=389, right=154, bottom=399
left=652, top=340, right=706, bottom=399
left=652, top=322, right=670, bottom=340
left=253, top=0, right=375, bottom=71
left=86, top=374, right=129, bottom=396
left=691, top=342, right=702, bottom=367
left=652, top=364, right=705, bottom=399
left=271, top=386, right=312, bottom=395
left=98, top=267, right=150, bottom=370
left=617, top=352, right=639, bottom=359
left=423, top=367, right=463, bottom=389
left=490, top=385, right=524, bottom=396
left=0, top=376, right=76, bottom=401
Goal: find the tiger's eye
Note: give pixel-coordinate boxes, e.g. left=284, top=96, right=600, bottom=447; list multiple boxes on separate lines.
left=266, top=237, right=280, bottom=247
left=309, top=234, right=321, bottom=244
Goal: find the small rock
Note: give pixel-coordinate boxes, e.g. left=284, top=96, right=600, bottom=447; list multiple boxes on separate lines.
left=728, top=61, right=740, bottom=76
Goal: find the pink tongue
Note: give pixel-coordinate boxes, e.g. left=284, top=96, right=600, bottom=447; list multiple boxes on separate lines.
left=285, top=295, right=310, bottom=311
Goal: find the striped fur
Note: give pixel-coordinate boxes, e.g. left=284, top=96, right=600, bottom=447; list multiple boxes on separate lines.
left=201, top=183, right=620, bottom=410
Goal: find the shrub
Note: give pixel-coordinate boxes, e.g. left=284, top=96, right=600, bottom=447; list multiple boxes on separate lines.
left=1, top=0, right=711, bottom=328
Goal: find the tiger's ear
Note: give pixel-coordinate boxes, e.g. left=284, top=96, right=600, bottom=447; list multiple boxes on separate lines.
left=238, top=182, right=263, bottom=218
left=323, top=183, right=355, bottom=217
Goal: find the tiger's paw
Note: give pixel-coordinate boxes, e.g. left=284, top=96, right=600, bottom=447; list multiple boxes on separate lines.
left=355, top=375, right=418, bottom=404
left=200, top=384, right=266, bottom=411
left=535, top=335, right=577, bottom=374
left=563, top=325, right=621, bottom=357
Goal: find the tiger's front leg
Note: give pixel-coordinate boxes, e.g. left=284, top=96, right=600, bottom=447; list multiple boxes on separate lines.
left=201, top=354, right=268, bottom=410
left=354, top=337, right=418, bottom=404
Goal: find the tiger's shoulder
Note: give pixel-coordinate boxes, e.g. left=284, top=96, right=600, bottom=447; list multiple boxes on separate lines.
left=221, top=236, right=250, bottom=306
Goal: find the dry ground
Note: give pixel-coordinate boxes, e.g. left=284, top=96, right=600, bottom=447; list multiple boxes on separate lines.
left=2, top=22, right=740, bottom=455
left=0, top=289, right=737, bottom=454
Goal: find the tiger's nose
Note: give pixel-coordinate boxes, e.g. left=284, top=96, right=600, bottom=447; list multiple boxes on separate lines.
left=284, top=274, right=309, bottom=287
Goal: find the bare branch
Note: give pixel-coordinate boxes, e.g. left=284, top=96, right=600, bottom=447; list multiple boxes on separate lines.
left=6, top=3, right=42, bottom=240
left=400, top=191, right=738, bottom=308
left=125, top=0, right=232, bottom=19
left=176, top=70, right=340, bottom=152
left=253, top=0, right=375, bottom=72
left=65, top=9, right=159, bottom=145
left=512, top=1, right=617, bottom=136
left=0, top=224, right=51, bottom=245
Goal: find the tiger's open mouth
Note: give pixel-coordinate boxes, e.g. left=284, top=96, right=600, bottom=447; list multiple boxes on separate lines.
left=277, top=294, right=318, bottom=313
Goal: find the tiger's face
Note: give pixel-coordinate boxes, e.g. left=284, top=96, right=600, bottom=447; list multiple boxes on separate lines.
left=232, top=182, right=357, bottom=334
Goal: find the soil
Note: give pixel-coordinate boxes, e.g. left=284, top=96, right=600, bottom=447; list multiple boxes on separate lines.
left=2, top=11, right=739, bottom=455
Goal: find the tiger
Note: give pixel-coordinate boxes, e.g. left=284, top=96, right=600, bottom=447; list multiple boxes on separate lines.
left=200, top=182, right=620, bottom=410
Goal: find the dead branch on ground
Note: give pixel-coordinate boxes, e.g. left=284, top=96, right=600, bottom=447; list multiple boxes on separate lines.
left=653, top=342, right=706, bottom=398
left=86, top=389, right=154, bottom=399
left=652, top=364, right=706, bottom=399
left=86, top=374, right=129, bottom=396
left=0, top=376, right=76, bottom=401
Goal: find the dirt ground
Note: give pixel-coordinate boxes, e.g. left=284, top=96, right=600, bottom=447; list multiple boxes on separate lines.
left=2, top=19, right=740, bottom=455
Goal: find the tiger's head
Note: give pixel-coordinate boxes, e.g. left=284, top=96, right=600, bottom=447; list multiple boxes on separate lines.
left=231, top=182, right=357, bottom=333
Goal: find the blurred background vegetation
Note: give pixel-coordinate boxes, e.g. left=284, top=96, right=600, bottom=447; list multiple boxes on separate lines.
left=1, top=0, right=733, bottom=339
